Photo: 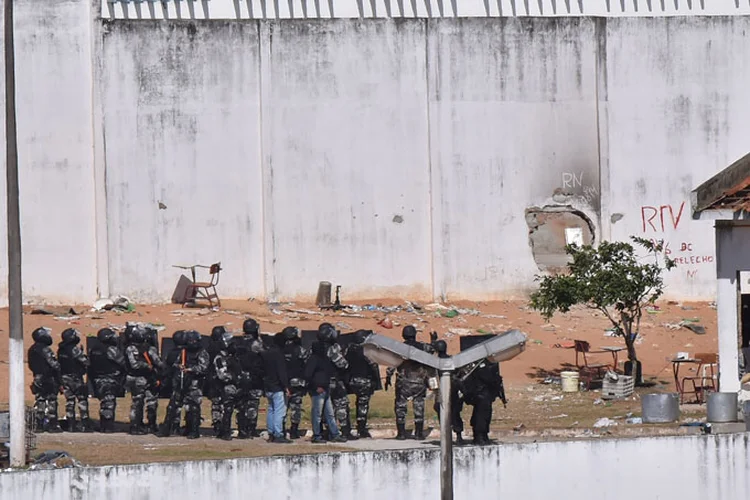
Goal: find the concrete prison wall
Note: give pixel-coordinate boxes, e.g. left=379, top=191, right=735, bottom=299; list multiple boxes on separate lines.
left=2, top=433, right=750, bottom=499
left=1, top=0, right=749, bottom=304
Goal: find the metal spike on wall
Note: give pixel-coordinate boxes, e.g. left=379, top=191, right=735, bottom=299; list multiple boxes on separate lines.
left=483, top=0, right=490, bottom=16
left=424, top=0, right=432, bottom=17
left=356, top=0, right=364, bottom=16
left=538, top=0, right=543, bottom=14
left=370, top=0, right=377, bottom=16
left=496, top=0, right=503, bottom=15
left=523, top=0, right=529, bottom=14
left=397, top=0, right=404, bottom=16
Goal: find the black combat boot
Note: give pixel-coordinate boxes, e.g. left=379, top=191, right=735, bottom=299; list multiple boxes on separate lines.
left=81, top=417, right=94, bottom=433
left=99, top=417, right=115, bottom=433
left=217, top=411, right=233, bottom=441
left=414, top=422, right=425, bottom=441
left=186, top=411, right=200, bottom=440
left=455, top=431, right=465, bottom=445
left=159, top=406, right=175, bottom=437
left=289, top=423, right=301, bottom=440
left=343, top=424, right=359, bottom=441
left=46, top=418, right=63, bottom=434
left=146, top=409, right=159, bottom=434
left=396, top=422, right=407, bottom=440
left=66, top=417, right=78, bottom=432
left=357, top=421, right=372, bottom=439
left=248, top=426, right=261, bottom=438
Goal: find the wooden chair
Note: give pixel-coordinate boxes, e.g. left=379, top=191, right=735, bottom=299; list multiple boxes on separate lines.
left=681, top=352, right=718, bottom=404
left=181, top=263, right=222, bottom=308
left=574, top=340, right=614, bottom=388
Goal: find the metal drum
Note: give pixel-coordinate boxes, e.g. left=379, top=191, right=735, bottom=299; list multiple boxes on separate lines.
left=707, top=392, right=738, bottom=423
left=641, top=393, right=680, bottom=423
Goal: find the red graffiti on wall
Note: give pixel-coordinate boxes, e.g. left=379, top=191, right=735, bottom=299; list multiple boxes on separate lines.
left=640, top=202, right=685, bottom=233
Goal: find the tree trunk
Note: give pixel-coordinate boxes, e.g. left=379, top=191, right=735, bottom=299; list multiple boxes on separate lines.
left=621, top=312, right=644, bottom=385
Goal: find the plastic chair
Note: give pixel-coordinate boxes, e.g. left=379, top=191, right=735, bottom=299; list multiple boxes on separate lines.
left=574, top=340, right=614, bottom=388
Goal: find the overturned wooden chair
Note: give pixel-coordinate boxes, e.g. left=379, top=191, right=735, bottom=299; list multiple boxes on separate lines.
left=174, top=262, right=222, bottom=308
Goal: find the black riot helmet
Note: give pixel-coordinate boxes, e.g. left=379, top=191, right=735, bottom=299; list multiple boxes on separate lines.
left=220, top=332, right=235, bottom=352
left=129, top=326, right=146, bottom=345
left=434, top=340, right=448, bottom=357
left=282, top=326, right=300, bottom=343
left=211, top=325, right=227, bottom=340
left=32, top=327, right=53, bottom=346
left=97, top=328, right=118, bottom=346
left=402, top=325, right=417, bottom=341
left=186, top=330, right=202, bottom=351
left=61, top=328, right=80, bottom=345
left=243, top=318, right=260, bottom=338
left=173, top=330, right=188, bottom=348
left=353, top=330, right=372, bottom=345
left=317, top=323, right=336, bottom=342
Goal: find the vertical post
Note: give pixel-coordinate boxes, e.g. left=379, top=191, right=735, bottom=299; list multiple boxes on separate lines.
left=4, top=0, right=25, bottom=467
left=439, top=371, right=453, bottom=500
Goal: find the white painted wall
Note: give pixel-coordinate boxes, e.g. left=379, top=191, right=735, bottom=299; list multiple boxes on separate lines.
left=2, top=434, right=750, bottom=499
left=0, top=0, right=98, bottom=305
left=259, top=20, right=432, bottom=300
left=428, top=18, right=600, bottom=299
left=604, top=17, right=750, bottom=300
left=100, top=21, right=265, bottom=301
left=5, top=4, right=750, bottom=304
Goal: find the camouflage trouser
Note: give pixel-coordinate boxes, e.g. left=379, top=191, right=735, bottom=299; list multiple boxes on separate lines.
left=287, top=379, right=307, bottom=426
left=93, top=377, right=120, bottom=420
left=348, top=377, right=373, bottom=423
left=126, top=375, right=159, bottom=425
left=330, top=380, right=351, bottom=430
left=166, top=387, right=185, bottom=429
left=31, top=374, right=59, bottom=424
left=236, top=388, right=262, bottom=429
left=394, top=379, right=426, bottom=424
left=211, top=383, right=238, bottom=427
left=183, top=382, right=203, bottom=414
left=61, top=374, right=89, bottom=421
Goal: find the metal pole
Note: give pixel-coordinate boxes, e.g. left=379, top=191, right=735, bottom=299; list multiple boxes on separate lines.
left=439, top=371, right=453, bottom=500
left=5, top=0, right=25, bottom=467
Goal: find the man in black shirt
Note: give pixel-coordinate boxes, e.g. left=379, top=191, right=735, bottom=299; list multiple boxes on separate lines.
left=261, top=338, right=291, bottom=443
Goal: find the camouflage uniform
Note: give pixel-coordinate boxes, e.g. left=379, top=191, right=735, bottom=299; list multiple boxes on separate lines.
left=387, top=340, right=435, bottom=427
left=58, top=339, right=91, bottom=429
left=211, top=345, right=241, bottom=440
left=236, top=335, right=265, bottom=438
left=182, top=346, right=210, bottom=437
left=89, top=341, right=126, bottom=428
left=125, top=341, right=164, bottom=434
left=282, top=340, right=310, bottom=431
left=325, top=342, right=351, bottom=433
left=28, top=338, right=62, bottom=432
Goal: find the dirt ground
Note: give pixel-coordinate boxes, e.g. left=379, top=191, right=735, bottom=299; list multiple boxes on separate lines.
left=0, top=298, right=719, bottom=465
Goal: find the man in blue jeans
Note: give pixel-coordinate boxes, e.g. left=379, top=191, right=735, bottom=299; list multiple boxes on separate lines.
left=305, top=327, right=347, bottom=443
left=261, top=338, right=292, bottom=443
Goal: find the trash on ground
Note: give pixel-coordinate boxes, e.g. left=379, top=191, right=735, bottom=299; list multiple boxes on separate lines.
left=447, top=328, right=474, bottom=337
left=29, top=450, right=82, bottom=470
left=625, top=417, right=643, bottom=425
left=441, top=309, right=459, bottom=318
left=593, top=417, right=617, bottom=428
left=93, top=296, right=133, bottom=312
left=377, top=318, right=393, bottom=329
left=682, top=323, right=706, bottom=335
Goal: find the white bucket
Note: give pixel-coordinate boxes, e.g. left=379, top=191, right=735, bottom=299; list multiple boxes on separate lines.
left=561, top=371, right=580, bottom=393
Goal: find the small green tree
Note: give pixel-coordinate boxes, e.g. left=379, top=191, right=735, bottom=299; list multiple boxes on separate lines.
left=529, top=236, right=676, bottom=384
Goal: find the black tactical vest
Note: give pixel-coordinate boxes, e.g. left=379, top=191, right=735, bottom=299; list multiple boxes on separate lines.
left=89, top=345, right=122, bottom=378
left=59, top=344, right=86, bottom=376
left=28, top=344, right=54, bottom=376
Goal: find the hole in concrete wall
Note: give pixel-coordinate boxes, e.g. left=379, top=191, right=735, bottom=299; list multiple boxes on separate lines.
left=525, top=207, right=595, bottom=273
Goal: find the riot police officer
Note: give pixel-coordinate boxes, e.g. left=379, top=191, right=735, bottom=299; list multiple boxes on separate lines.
left=159, top=330, right=188, bottom=437
left=208, top=325, right=227, bottom=435
left=235, top=318, right=265, bottom=439
left=385, top=325, right=434, bottom=440
left=345, top=330, right=379, bottom=438
left=317, top=323, right=355, bottom=440
left=211, top=332, right=242, bottom=440
left=88, top=327, right=126, bottom=433
left=463, top=361, right=506, bottom=446
left=28, top=327, right=62, bottom=433
left=281, top=326, right=310, bottom=439
left=125, top=325, right=165, bottom=435
left=181, top=330, right=209, bottom=439
left=432, top=340, right=466, bottom=444
left=58, top=328, right=92, bottom=432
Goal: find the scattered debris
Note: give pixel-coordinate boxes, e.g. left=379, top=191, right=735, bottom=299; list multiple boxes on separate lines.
left=283, top=308, right=323, bottom=316
left=513, top=424, right=526, bottom=432
left=335, top=322, right=352, bottom=330
left=626, top=417, right=643, bottom=425
left=93, top=296, right=134, bottom=312
left=549, top=414, right=569, bottom=419
left=593, top=417, right=617, bottom=428
left=29, top=451, right=82, bottom=470
left=593, top=398, right=604, bottom=406
left=447, top=328, right=474, bottom=337
left=377, top=318, right=393, bottom=329
left=682, top=323, right=706, bottom=335
left=30, top=308, right=53, bottom=315
left=441, top=309, right=459, bottom=318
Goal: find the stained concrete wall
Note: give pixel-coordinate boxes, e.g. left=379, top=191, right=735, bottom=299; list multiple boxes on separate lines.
left=0, top=0, right=98, bottom=305
left=2, top=434, right=750, bottom=499
left=100, top=21, right=265, bottom=301
left=6, top=3, right=750, bottom=304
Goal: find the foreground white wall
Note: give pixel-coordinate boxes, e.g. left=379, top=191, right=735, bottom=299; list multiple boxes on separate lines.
left=2, top=434, right=750, bottom=499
